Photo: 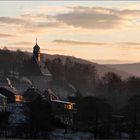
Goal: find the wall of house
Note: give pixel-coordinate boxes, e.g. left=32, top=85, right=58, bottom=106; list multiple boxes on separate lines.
left=51, top=101, right=74, bottom=125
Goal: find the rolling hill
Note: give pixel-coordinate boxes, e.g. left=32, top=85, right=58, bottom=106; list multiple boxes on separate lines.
left=106, top=63, right=140, bottom=77
left=43, top=54, right=132, bottom=79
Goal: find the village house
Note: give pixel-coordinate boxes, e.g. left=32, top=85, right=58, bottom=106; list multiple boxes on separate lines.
left=44, top=89, right=75, bottom=126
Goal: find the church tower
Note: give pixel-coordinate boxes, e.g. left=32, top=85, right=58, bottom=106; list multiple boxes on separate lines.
left=33, top=38, right=40, bottom=61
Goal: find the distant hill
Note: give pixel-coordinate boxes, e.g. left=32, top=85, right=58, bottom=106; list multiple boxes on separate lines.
left=90, top=59, right=135, bottom=64
left=106, top=63, right=140, bottom=77
left=42, top=53, right=132, bottom=79
left=0, top=49, right=132, bottom=79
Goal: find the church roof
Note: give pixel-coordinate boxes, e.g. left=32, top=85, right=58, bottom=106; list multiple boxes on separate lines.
left=20, top=58, right=52, bottom=77
left=39, top=61, right=52, bottom=76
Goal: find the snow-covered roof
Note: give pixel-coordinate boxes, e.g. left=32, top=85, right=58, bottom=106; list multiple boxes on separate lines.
left=51, top=100, right=75, bottom=105
left=1, top=86, right=19, bottom=95
left=0, top=93, right=7, bottom=98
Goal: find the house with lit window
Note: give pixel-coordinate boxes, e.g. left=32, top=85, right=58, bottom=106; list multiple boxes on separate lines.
left=0, top=85, right=23, bottom=104
left=45, top=89, right=75, bottom=125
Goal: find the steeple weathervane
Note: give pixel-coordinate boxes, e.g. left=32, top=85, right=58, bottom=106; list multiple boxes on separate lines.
left=36, top=37, right=38, bottom=44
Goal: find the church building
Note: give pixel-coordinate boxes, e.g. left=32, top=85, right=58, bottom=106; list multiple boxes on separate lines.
left=20, top=38, right=52, bottom=91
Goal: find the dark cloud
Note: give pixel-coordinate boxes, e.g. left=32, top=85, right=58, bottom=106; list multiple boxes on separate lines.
left=0, top=33, right=15, bottom=38
left=53, top=39, right=107, bottom=45
left=53, top=7, right=140, bottom=29
left=53, top=40, right=140, bottom=48
left=119, top=9, right=140, bottom=16
left=118, top=42, right=140, bottom=51
left=35, top=21, right=63, bottom=28
left=0, top=17, right=28, bottom=25
left=0, top=15, right=63, bottom=33
left=9, top=41, right=33, bottom=46
left=119, top=42, right=140, bottom=46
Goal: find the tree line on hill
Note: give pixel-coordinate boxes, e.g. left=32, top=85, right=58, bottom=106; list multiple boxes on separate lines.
left=0, top=48, right=29, bottom=72
left=46, top=57, right=140, bottom=106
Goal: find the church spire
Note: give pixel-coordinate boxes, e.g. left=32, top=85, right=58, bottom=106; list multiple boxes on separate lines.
left=33, top=37, right=40, bottom=61
left=36, top=37, right=38, bottom=44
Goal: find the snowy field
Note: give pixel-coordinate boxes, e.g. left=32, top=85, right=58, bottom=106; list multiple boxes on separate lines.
left=50, top=129, right=94, bottom=140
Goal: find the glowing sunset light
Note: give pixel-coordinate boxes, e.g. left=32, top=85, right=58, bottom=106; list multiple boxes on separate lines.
left=0, top=1, right=140, bottom=64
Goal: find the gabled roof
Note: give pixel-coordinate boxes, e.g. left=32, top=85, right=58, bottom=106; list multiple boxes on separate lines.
left=51, top=100, right=75, bottom=105
left=0, top=93, right=7, bottom=98
left=38, top=61, right=52, bottom=77
left=0, top=86, right=16, bottom=103
left=20, top=58, right=52, bottom=77
left=2, top=86, right=19, bottom=95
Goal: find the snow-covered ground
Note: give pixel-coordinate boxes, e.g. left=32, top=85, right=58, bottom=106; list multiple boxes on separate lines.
left=50, top=129, right=94, bottom=140
left=8, top=103, right=26, bottom=126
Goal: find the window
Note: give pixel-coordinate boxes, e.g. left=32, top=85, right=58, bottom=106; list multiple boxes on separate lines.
left=15, top=95, right=23, bottom=102
left=65, top=104, right=73, bottom=110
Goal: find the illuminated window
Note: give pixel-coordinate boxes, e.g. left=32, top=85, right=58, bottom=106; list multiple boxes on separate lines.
left=65, top=104, right=73, bottom=110
left=15, top=95, right=23, bottom=102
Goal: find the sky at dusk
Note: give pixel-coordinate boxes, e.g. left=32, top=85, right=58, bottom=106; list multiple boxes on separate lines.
left=0, top=1, right=140, bottom=64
